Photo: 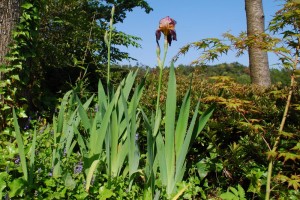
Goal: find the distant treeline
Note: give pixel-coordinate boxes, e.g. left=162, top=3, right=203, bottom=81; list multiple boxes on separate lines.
left=117, top=62, right=291, bottom=86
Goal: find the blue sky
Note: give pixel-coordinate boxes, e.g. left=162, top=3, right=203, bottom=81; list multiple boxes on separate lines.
left=116, top=0, right=284, bottom=68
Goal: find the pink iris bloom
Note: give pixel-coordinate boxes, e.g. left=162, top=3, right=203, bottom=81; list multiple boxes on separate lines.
left=155, top=16, right=177, bottom=46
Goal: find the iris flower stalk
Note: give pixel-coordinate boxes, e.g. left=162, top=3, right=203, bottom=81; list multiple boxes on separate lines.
left=146, top=16, right=176, bottom=198
left=155, top=16, right=177, bottom=115
left=104, top=6, right=115, bottom=100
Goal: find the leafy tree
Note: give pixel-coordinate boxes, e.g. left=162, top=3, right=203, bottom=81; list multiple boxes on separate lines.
left=0, top=0, right=152, bottom=130
left=38, top=0, right=152, bottom=69
left=245, top=0, right=271, bottom=87
left=35, top=0, right=152, bottom=107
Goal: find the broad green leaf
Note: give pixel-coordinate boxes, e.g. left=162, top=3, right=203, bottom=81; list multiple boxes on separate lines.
left=156, top=133, right=167, bottom=185
left=165, top=62, right=176, bottom=191
left=74, top=192, right=89, bottom=200
left=53, top=161, right=61, bottom=178
left=0, top=178, right=6, bottom=199
left=99, top=186, right=114, bottom=200
left=175, top=89, right=191, bottom=157
left=88, top=112, right=103, bottom=156
left=8, top=178, right=26, bottom=198
left=219, top=192, right=236, bottom=200
left=196, top=160, right=209, bottom=179
left=229, top=186, right=239, bottom=196
left=64, top=173, right=76, bottom=190
left=237, top=184, right=245, bottom=198
left=18, top=110, right=28, bottom=118
left=86, top=160, right=99, bottom=192
left=44, top=178, right=56, bottom=187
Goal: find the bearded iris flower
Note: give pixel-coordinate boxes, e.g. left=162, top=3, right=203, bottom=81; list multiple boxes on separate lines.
left=156, top=16, right=177, bottom=46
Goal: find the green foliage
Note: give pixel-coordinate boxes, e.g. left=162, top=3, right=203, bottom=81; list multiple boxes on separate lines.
left=0, top=0, right=153, bottom=131
left=139, top=66, right=300, bottom=198
left=220, top=185, right=246, bottom=200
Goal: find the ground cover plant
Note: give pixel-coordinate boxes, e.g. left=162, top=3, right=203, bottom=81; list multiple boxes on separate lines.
left=0, top=0, right=300, bottom=199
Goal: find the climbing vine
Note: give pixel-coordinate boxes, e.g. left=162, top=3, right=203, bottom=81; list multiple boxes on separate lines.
left=0, top=0, right=40, bottom=130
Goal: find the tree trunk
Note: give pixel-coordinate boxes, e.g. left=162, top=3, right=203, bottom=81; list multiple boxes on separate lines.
left=0, top=0, right=21, bottom=67
left=0, top=0, right=20, bottom=62
left=245, top=0, right=271, bottom=87
left=0, top=0, right=20, bottom=130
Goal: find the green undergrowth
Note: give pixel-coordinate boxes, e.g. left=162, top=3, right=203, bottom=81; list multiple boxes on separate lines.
left=1, top=71, right=299, bottom=199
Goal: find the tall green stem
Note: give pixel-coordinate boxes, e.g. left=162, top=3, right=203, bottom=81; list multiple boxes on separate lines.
left=265, top=74, right=295, bottom=200
left=265, top=44, right=298, bottom=200
left=155, top=35, right=169, bottom=116
left=105, top=6, right=115, bottom=99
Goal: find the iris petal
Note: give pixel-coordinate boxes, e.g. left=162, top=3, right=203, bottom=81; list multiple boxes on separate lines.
left=156, top=30, right=161, bottom=41
left=166, top=34, right=171, bottom=46
left=170, top=30, right=177, bottom=41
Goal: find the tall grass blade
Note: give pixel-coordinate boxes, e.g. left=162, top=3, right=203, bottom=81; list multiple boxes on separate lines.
left=98, top=79, right=107, bottom=113
left=13, top=108, right=28, bottom=181
left=29, top=128, right=37, bottom=185
left=73, top=125, right=87, bottom=155
left=175, top=89, right=191, bottom=159
left=57, top=90, right=73, bottom=133
left=77, top=96, right=94, bottom=131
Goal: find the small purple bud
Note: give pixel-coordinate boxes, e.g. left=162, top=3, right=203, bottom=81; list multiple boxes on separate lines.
left=74, top=161, right=83, bottom=174
left=14, top=156, right=20, bottom=164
